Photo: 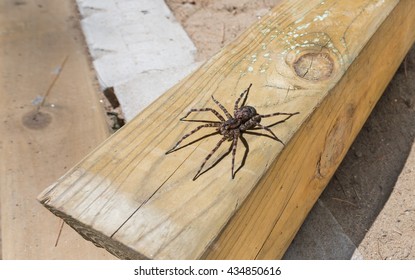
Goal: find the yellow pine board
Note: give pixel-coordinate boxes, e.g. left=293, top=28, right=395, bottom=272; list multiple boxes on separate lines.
left=0, top=0, right=114, bottom=259
left=38, top=0, right=414, bottom=259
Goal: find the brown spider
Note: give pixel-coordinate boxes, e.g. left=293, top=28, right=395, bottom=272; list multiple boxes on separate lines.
left=165, top=84, right=299, bottom=180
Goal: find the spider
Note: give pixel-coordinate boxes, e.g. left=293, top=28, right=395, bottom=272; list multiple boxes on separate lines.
left=165, top=84, right=299, bottom=180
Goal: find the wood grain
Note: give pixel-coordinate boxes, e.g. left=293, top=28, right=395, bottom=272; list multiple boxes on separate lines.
left=0, top=0, right=115, bottom=259
left=38, top=0, right=414, bottom=259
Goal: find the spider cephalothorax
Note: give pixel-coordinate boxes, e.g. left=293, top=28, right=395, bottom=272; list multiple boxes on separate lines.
left=166, top=84, right=299, bottom=180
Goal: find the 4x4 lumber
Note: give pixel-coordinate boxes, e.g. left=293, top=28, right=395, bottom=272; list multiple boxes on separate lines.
left=39, top=0, right=415, bottom=259
left=0, top=0, right=114, bottom=259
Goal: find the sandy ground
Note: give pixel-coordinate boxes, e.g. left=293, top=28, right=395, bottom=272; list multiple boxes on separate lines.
left=165, top=0, right=415, bottom=259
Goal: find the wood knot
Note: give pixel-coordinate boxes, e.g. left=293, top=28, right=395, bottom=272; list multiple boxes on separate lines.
left=22, top=110, right=52, bottom=130
left=293, top=52, right=334, bottom=81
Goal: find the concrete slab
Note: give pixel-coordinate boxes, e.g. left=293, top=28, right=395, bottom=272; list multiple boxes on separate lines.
left=114, top=63, right=199, bottom=120
left=76, top=0, right=199, bottom=121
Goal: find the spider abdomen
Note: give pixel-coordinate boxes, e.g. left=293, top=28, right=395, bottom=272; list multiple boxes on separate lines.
left=235, top=106, right=257, bottom=121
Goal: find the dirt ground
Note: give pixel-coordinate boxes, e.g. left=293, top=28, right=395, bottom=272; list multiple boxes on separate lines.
left=165, top=0, right=415, bottom=259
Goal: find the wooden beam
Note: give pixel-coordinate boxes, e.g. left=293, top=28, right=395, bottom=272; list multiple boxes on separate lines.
left=38, top=0, right=415, bottom=259
left=0, top=0, right=115, bottom=259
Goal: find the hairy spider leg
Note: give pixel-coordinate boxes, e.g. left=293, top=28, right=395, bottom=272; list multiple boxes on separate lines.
left=180, top=108, right=226, bottom=122
left=211, top=95, right=232, bottom=119
left=259, top=112, right=300, bottom=129
left=250, top=111, right=299, bottom=145
left=234, top=83, right=252, bottom=113
left=231, top=130, right=240, bottom=179
left=193, top=136, right=227, bottom=181
left=253, top=123, right=285, bottom=145
left=166, top=123, right=220, bottom=154
left=259, top=111, right=300, bottom=118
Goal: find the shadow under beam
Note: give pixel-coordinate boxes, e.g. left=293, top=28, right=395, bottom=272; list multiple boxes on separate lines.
left=284, top=45, right=415, bottom=259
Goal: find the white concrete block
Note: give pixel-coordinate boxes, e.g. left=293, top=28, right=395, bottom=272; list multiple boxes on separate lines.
left=76, top=0, right=199, bottom=121
left=115, top=63, right=200, bottom=121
